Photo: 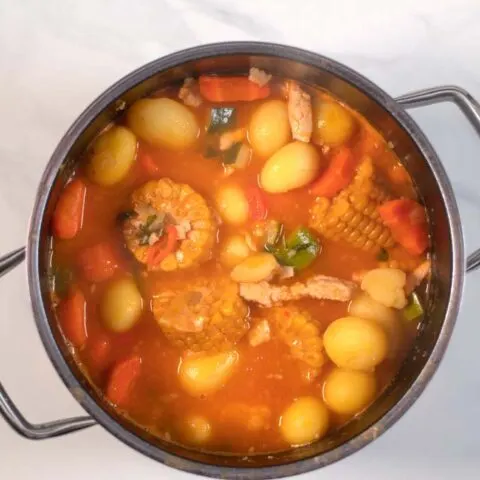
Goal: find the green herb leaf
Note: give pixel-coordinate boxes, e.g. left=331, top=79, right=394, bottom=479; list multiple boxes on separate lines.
left=376, top=248, right=389, bottom=262
left=207, top=107, right=237, bottom=133
left=403, top=293, right=424, bottom=321
left=222, top=142, right=243, bottom=165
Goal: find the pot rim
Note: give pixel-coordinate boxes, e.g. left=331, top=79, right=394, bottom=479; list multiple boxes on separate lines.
left=26, top=41, right=464, bottom=479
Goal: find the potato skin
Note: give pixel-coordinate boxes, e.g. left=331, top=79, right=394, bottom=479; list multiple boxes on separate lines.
left=86, top=126, right=137, bottom=186
left=127, top=98, right=199, bottom=151
left=249, top=100, right=290, bottom=157
left=280, top=396, right=329, bottom=446
left=323, top=316, right=388, bottom=371
left=215, top=184, right=249, bottom=225
left=101, top=277, right=143, bottom=333
left=260, top=141, right=321, bottom=193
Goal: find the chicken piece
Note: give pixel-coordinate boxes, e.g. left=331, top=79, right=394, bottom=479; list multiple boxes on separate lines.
left=178, top=77, right=202, bottom=107
left=219, top=128, right=246, bottom=151
left=152, top=276, right=249, bottom=353
left=239, top=274, right=356, bottom=308
left=405, top=260, right=431, bottom=295
left=268, top=306, right=325, bottom=371
left=287, top=81, right=313, bottom=142
left=123, top=179, right=217, bottom=272
left=248, top=319, right=271, bottom=347
left=248, top=67, right=272, bottom=87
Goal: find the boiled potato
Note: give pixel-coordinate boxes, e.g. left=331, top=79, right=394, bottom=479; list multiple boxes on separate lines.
left=361, top=268, right=407, bottom=309
left=180, top=414, right=212, bottom=445
left=220, top=235, right=251, bottom=268
left=230, top=253, right=278, bottom=283
left=86, top=126, right=137, bottom=186
left=280, top=397, right=329, bottom=446
left=101, top=277, right=143, bottom=332
left=260, top=141, right=321, bottom=193
left=249, top=100, right=290, bottom=157
left=127, top=98, right=199, bottom=151
left=323, top=368, right=376, bottom=415
left=323, top=316, right=388, bottom=371
left=349, top=292, right=404, bottom=359
left=216, top=184, right=249, bottom=225
left=313, top=100, right=356, bottom=147
left=178, top=351, right=238, bottom=397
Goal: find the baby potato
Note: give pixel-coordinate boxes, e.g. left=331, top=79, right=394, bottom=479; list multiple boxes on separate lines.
left=260, top=141, right=321, bottom=193
left=101, top=277, right=143, bottom=333
left=249, top=100, right=291, bottom=157
left=86, top=126, right=137, bottom=186
left=180, top=414, right=212, bottom=445
left=216, top=184, right=249, bottom=225
left=220, top=234, right=251, bottom=268
left=313, top=100, right=356, bottom=147
left=178, top=351, right=239, bottom=397
left=361, top=268, right=407, bottom=309
left=127, top=98, right=199, bottom=151
left=230, top=253, right=279, bottom=283
left=349, top=292, right=404, bottom=359
left=323, top=316, right=388, bottom=371
left=323, top=368, right=377, bottom=415
left=280, top=397, right=329, bottom=446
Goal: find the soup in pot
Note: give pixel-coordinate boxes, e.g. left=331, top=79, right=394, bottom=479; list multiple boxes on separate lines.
left=50, top=68, right=430, bottom=454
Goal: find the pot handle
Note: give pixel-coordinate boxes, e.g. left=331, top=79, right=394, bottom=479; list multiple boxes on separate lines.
left=0, top=247, right=96, bottom=439
left=395, top=85, right=480, bottom=273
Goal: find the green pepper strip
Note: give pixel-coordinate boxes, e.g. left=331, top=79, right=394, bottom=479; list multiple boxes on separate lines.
left=403, top=293, right=424, bottom=321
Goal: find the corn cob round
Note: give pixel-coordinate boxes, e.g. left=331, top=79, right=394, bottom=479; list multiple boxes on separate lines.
left=309, top=157, right=395, bottom=252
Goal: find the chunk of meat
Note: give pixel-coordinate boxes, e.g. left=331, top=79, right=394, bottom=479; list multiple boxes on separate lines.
left=178, top=77, right=202, bottom=107
left=248, top=67, right=272, bottom=87
left=405, top=260, right=431, bottom=295
left=239, top=274, right=356, bottom=307
left=248, top=319, right=271, bottom=347
left=287, top=81, right=313, bottom=142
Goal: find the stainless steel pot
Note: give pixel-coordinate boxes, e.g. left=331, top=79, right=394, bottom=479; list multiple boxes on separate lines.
left=1, top=42, right=480, bottom=479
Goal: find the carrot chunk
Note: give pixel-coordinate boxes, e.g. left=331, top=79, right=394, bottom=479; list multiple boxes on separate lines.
left=309, top=147, right=357, bottom=197
left=106, top=355, right=142, bottom=406
left=138, top=149, right=160, bottom=176
left=199, top=76, right=270, bottom=103
left=52, top=178, right=86, bottom=239
left=58, top=288, right=87, bottom=348
left=78, top=242, right=119, bottom=282
left=146, top=225, right=178, bottom=268
left=86, top=334, right=111, bottom=371
left=378, top=198, right=428, bottom=255
left=246, top=185, right=268, bottom=221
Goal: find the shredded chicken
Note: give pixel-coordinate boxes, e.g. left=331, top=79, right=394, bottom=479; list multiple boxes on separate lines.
left=239, top=274, right=356, bottom=307
left=219, top=128, right=246, bottom=151
left=287, top=81, right=313, bottom=142
left=248, top=67, right=272, bottom=87
left=405, top=260, right=431, bottom=295
left=178, top=77, right=202, bottom=107
left=248, top=319, right=271, bottom=347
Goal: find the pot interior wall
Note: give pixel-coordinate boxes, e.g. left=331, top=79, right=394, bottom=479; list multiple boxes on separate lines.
left=39, top=52, right=453, bottom=468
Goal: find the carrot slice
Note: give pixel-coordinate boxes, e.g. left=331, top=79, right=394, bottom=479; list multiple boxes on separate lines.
left=78, top=242, right=119, bottom=283
left=87, top=334, right=111, bottom=370
left=106, top=355, right=142, bottom=406
left=199, top=76, right=270, bottom=102
left=138, top=149, right=160, bottom=176
left=378, top=198, right=429, bottom=255
left=309, top=147, right=357, bottom=197
left=246, top=185, right=268, bottom=221
left=146, top=225, right=178, bottom=268
left=52, top=178, right=86, bottom=239
left=58, top=288, right=87, bottom=348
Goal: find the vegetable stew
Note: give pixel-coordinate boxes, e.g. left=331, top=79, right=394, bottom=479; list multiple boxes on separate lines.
left=50, top=69, right=430, bottom=454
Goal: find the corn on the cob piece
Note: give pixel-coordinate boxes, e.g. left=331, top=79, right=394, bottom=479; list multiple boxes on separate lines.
left=309, top=157, right=395, bottom=252
left=152, top=276, right=249, bottom=353
left=268, top=307, right=325, bottom=371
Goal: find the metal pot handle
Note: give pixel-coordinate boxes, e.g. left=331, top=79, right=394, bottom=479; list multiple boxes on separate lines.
left=395, top=85, right=480, bottom=273
left=0, top=246, right=95, bottom=439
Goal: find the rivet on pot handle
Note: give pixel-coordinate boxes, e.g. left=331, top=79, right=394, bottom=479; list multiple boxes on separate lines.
left=396, top=85, right=480, bottom=273
left=0, top=247, right=96, bottom=439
